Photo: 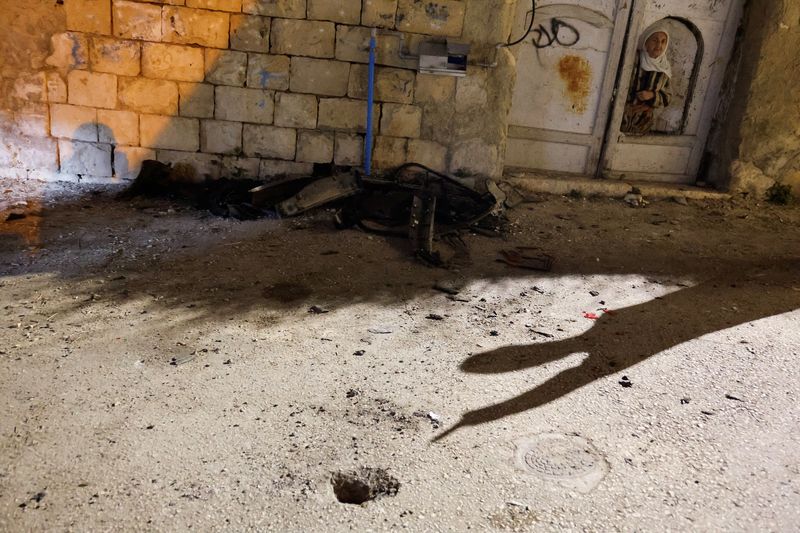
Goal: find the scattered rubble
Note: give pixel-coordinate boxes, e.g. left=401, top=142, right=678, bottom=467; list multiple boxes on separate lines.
left=624, top=188, right=649, bottom=208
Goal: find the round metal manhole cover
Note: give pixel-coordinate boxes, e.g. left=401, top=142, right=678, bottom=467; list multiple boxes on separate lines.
left=514, top=433, right=608, bottom=493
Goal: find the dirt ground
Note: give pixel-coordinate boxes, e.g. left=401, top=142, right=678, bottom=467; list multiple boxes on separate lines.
left=1, top=180, right=799, bottom=531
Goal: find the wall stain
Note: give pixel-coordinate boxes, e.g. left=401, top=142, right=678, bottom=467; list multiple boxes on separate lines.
left=557, top=55, right=592, bottom=114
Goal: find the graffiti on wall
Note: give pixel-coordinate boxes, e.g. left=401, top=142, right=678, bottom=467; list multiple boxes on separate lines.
left=532, top=18, right=581, bottom=49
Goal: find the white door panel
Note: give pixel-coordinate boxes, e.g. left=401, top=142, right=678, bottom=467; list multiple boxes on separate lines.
left=505, top=0, right=744, bottom=185
left=505, top=0, right=628, bottom=175
left=602, top=0, right=745, bottom=183
left=506, top=138, right=591, bottom=173
left=608, top=144, right=692, bottom=175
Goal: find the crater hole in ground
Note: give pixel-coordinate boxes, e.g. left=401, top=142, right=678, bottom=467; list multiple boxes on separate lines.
left=331, top=468, right=400, bottom=504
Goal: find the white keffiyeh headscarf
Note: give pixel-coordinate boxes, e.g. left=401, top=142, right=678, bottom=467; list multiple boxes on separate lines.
left=639, top=26, right=672, bottom=78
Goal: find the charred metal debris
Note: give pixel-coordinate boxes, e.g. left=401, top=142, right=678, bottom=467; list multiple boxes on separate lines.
left=125, top=161, right=516, bottom=267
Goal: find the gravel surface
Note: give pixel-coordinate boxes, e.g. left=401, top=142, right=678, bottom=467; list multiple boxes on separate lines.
left=1, top=182, right=799, bottom=531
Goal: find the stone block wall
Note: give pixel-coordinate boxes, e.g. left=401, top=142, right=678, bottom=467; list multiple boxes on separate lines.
left=1, top=0, right=518, bottom=183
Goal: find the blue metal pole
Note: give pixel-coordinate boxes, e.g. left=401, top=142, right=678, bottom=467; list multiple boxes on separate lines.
left=364, top=28, right=377, bottom=176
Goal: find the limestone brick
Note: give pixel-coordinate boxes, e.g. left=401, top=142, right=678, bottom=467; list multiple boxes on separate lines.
left=230, top=14, right=271, bottom=52
left=455, top=73, right=488, bottom=112
left=243, top=0, right=306, bottom=19
left=23, top=111, right=48, bottom=141
left=179, top=82, right=215, bottom=118
left=259, top=159, right=314, bottom=178
left=407, top=139, right=446, bottom=172
left=5, top=105, right=49, bottom=138
left=201, top=120, right=243, bottom=155
left=11, top=74, right=47, bottom=104
left=449, top=138, right=498, bottom=176
left=362, top=0, right=397, bottom=28
left=114, top=146, right=155, bottom=180
left=289, top=57, right=349, bottom=96
left=46, top=73, right=68, bottom=104
left=415, top=73, right=456, bottom=103
left=221, top=156, right=261, bottom=178
left=142, top=43, right=204, bottom=82
left=186, top=0, right=242, bottom=12
left=46, top=33, right=90, bottom=73
left=157, top=150, right=223, bottom=181
left=0, top=135, right=58, bottom=172
left=372, top=136, right=407, bottom=169
left=334, top=25, right=409, bottom=68
left=461, top=0, right=516, bottom=48
left=307, top=0, right=360, bottom=24
left=318, top=98, right=379, bottom=132
left=50, top=104, right=98, bottom=142
left=243, top=124, right=296, bottom=159
left=119, top=77, right=179, bottom=115
left=162, top=6, right=230, bottom=48
left=113, top=1, right=163, bottom=42
left=59, top=140, right=113, bottom=176
left=98, top=109, right=139, bottom=145
left=215, top=86, right=274, bottom=124
left=90, top=37, right=141, bottom=76
left=348, top=65, right=414, bottom=104
left=296, top=130, right=333, bottom=163
left=396, top=0, right=465, bottom=37
left=334, top=132, right=363, bottom=166
left=379, top=103, right=421, bottom=138
left=334, top=25, right=369, bottom=63
left=205, top=50, right=247, bottom=86
left=66, top=0, right=112, bottom=35
left=67, top=71, right=118, bottom=109
left=0, top=110, right=36, bottom=139
left=271, top=19, right=335, bottom=58
left=246, top=54, right=290, bottom=90
left=274, top=92, right=317, bottom=129
left=140, top=115, right=200, bottom=151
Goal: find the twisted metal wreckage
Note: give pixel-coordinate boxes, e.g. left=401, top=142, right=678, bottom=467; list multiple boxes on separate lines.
left=124, top=159, right=553, bottom=271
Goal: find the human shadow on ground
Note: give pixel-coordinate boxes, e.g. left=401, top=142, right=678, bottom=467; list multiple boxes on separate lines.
left=1, top=192, right=799, bottom=439
left=434, top=260, right=800, bottom=441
